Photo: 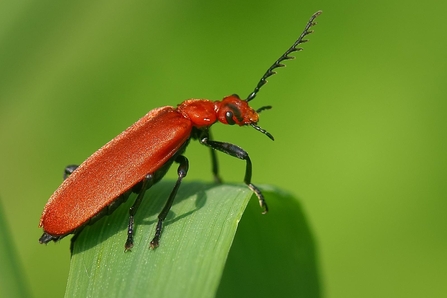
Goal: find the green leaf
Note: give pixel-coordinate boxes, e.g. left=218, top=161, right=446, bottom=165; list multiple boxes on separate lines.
left=0, top=199, right=32, bottom=298
left=66, top=182, right=320, bottom=298
left=217, top=186, right=321, bottom=298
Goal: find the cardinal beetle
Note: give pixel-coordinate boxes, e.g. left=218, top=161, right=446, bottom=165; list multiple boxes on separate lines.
left=39, top=11, right=322, bottom=251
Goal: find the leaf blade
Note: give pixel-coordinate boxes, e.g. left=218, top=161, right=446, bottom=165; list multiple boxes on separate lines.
left=66, top=182, right=253, bottom=298
left=217, top=186, right=322, bottom=297
left=66, top=182, right=321, bottom=298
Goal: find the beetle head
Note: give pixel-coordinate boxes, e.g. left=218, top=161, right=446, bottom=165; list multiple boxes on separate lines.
left=215, top=94, right=274, bottom=140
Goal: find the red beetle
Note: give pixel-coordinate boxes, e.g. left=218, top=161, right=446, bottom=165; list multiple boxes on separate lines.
left=39, top=11, right=322, bottom=251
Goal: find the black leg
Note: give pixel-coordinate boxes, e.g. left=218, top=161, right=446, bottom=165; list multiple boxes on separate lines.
left=39, top=232, right=61, bottom=244
left=150, top=155, right=189, bottom=249
left=124, top=174, right=155, bottom=251
left=40, top=166, right=73, bottom=244
left=199, top=134, right=268, bottom=214
left=64, top=165, right=78, bottom=180
left=210, top=144, right=222, bottom=184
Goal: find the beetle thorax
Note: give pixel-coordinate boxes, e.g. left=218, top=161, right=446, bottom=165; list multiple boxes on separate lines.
left=177, top=99, right=218, bottom=128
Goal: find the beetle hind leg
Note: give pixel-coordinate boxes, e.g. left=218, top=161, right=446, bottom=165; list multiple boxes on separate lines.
left=64, top=165, right=79, bottom=180
left=39, top=232, right=62, bottom=244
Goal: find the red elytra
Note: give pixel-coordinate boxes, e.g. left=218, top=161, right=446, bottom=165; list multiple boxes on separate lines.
left=39, top=97, right=256, bottom=236
left=40, top=107, right=190, bottom=236
left=39, top=11, right=321, bottom=251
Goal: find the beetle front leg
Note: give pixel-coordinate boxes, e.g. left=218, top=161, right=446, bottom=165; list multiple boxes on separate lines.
left=200, top=136, right=268, bottom=214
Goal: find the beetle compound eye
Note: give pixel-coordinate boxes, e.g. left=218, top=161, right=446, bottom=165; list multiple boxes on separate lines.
left=225, top=111, right=236, bottom=125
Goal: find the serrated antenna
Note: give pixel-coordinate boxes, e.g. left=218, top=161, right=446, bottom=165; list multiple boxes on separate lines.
left=246, top=10, right=322, bottom=102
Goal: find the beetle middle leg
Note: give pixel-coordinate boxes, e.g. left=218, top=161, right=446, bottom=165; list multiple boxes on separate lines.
left=125, top=174, right=155, bottom=251
left=200, top=134, right=268, bottom=214
left=124, top=155, right=189, bottom=250
left=150, top=155, right=189, bottom=249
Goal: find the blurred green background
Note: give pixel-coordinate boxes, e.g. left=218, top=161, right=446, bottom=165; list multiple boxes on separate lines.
left=1, top=0, right=446, bottom=297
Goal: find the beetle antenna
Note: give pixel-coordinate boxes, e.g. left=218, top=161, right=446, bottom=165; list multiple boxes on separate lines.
left=250, top=123, right=274, bottom=141
left=246, top=10, right=322, bottom=102
left=256, top=105, right=272, bottom=113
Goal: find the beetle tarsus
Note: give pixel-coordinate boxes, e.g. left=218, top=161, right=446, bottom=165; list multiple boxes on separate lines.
left=248, top=183, right=268, bottom=214
left=124, top=216, right=135, bottom=252
left=200, top=133, right=269, bottom=213
left=149, top=222, right=162, bottom=249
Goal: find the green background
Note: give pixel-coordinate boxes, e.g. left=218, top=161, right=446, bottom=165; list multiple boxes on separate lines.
left=1, top=0, right=446, bottom=297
